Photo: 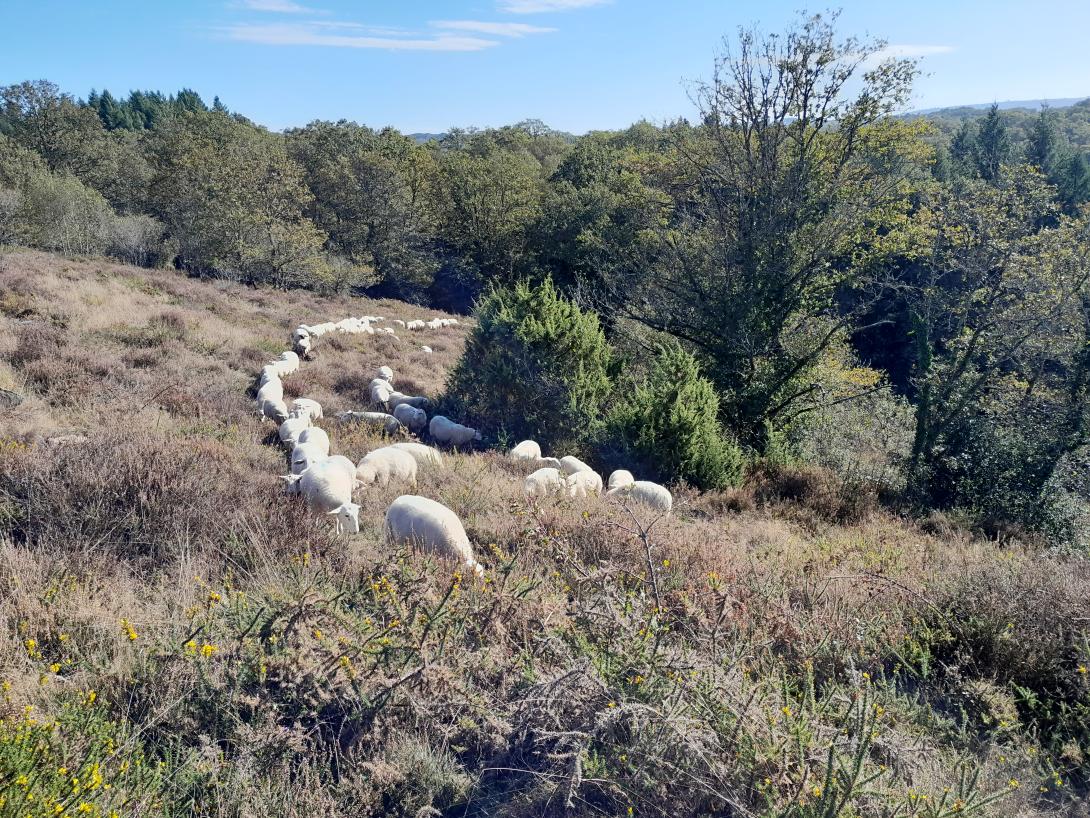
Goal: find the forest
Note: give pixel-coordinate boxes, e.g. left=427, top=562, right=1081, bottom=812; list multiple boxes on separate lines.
left=1, top=15, right=1089, bottom=548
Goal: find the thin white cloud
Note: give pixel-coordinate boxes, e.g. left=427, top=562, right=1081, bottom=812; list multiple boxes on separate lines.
left=873, top=44, right=955, bottom=60
left=239, top=0, right=316, bottom=13
left=221, top=22, right=498, bottom=51
left=498, top=0, right=610, bottom=13
left=432, top=20, right=556, bottom=37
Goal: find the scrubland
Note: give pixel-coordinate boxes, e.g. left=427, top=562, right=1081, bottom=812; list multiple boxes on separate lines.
left=2, top=250, right=1089, bottom=817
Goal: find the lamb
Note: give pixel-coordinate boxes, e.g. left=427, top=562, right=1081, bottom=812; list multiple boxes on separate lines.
left=524, top=467, right=565, bottom=501
left=290, top=397, right=323, bottom=421
left=278, top=415, right=311, bottom=449
left=356, top=446, right=418, bottom=487
left=428, top=415, right=481, bottom=447
left=393, top=403, right=427, bottom=433
left=259, top=396, right=289, bottom=424
left=559, top=455, right=594, bottom=476
left=607, top=469, right=635, bottom=491
left=377, top=365, right=394, bottom=383
left=509, top=440, right=542, bottom=463
left=390, top=441, right=445, bottom=469
left=256, top=379, right=284, bottom=405
left=337, top=410, right=403, bottom=436
left=607, top=480, right=673, bottom=513
left=565, top=469, right=603, bottom=498
left=384, top=495, right=484, bottom=576
left=282, top=458, right=359, bottom=534
left=290, top=441, right=326, bottom=475
left=387, top=392, right=429, bottom=412
left=406, top=319, right=426, bottom=331
left=296, top=425, right=330, bottom=456
left=370, top=378, right=394, bottom=408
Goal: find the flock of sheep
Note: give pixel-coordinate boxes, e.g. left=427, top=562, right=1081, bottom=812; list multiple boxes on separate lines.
left=253, top=313, right=673, bottom=577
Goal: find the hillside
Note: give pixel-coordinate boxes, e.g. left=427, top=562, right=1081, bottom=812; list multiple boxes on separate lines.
left=1, top=249, right=1088, bottom=817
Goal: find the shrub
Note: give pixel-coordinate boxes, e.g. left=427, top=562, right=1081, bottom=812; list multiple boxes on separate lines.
left=0, top=187, right=19, bottom=244
left=605, top=341, right=744, bottom=489
left=444, top=277, right=613, bottom=452
left=20, top=171, right=114, bottom=255
left=107, top=213, right=167, bottom=267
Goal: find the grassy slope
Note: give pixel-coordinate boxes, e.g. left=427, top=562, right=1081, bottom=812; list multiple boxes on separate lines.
left=0, top=249, right=1088, bottom=817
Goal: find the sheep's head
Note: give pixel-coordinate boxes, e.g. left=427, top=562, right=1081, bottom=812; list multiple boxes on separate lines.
left=280, top=474, right=302, bottom=495
left=329, top=502, right=360, bottom=535
left=355, top=463, right=377, bottom=486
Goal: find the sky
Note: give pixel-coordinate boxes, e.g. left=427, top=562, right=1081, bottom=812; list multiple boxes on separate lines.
left=1, top=0, right=1089, bottom=134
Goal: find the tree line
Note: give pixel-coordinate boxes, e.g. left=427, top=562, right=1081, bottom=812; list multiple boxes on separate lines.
left=1, top=13, right=1088, bottom=543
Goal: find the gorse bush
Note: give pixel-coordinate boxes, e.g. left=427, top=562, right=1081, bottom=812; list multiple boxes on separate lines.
left=605, top=340, right=744, bottom=489
left=445, top=277, right=612, bottom=452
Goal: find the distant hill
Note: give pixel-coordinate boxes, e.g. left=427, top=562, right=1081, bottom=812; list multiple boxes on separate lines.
left=911, top=97, right=1089, bottom=116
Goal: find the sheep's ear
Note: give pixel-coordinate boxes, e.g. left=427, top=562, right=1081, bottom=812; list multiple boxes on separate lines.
left=279, top=475, right=294, bottom=482
left=327, top=509, right=340, bottom=516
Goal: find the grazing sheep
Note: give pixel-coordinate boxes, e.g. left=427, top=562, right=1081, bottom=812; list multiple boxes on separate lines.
left=356, top=446, right=418, bottom=487
left=294, top=335, right=314, bottom=358
left=393, top=403, right=427, bottom=433
left=535, top=456, right=562, bottom=470
left=509, top=440, right=542, bottom=463
left=608, top=470, right=635, bottom=491
left=421, top=346, right=433, bottom=354
left=392, top=319, right=406, bottom=328
left=384, top=495, right=484, bottom=576
left=370, top=378, right=394, bottom=409
left=290, top=441, right=326, bottom=475
left=387, top=392, right=430, bottom=412
left=524, top=467, right=565, bottom=501
left=429, top=415, right=481, bottom=447
left=259, top=396, right=289, bottom=424
left=306, top=322, right=336, bottom=338
left=377, top=365, right=394, bottom=383
left=566, top=469, right=603, bottom=498
left=390, top=442, right=445, bottom=469
left=406, top=319, right=426, bottom=331
left=276, top=350, right=300, bottom=374
left=256, top=379, right=284, bottom=405
left=297, top=425, right=330, bottom=456
left=337, top=410, right=403, bottom=436
left=292, top=326, right=311, bottom=343
left=278, top=415, right=311, bottom=449
left=559, top=455, right=594, bottom=476
left=608, top=480, right=673, bottom=513
left=259, top=365, right=280, bottom=387
left=283, top=458, right=359, bottom=534
left=290, top=397, right=323, bottom=421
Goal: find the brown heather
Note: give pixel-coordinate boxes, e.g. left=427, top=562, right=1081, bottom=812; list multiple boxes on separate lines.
left=1, top=249, right=1089, bottom=817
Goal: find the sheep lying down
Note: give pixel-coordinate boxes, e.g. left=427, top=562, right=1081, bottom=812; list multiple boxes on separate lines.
left=384, top=495, right=484, bottom=576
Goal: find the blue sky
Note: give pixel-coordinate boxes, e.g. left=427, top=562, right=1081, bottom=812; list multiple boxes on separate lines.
left=1, top=0, right=1089, bottom=134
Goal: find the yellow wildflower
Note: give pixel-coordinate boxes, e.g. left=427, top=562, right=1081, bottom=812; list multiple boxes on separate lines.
left=200, top=643, right=217, bottom=658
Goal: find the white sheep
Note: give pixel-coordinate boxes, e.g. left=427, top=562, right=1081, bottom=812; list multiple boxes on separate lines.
left=278, top=415, right=311, bottom=450
left=290, top=397, right=323, bottom=421
left=276, top=350, right=300, bottom=374
left=282, top=458, right=359, bottom=534
left=607, top=480, right=673, bottom=513
left=429, top=415, right=481, bottom=447
left=384, top=495, right=484, bottom=576
left=608, top=470, right=635, bottom=490
left=377, top=365, right=394, bottom=383
left=378, top=327, right=396, bottom=335
left=337, top=410, right=403, bottom=436
left=392, top=319, right=406, bottom=328
left=509, top=440, right=542, bottom=463
left=260, top=396, right=289, bottom=424
left=294, top=335, right=314, bottom=358
left=406, top=319, right=426, bottom=331
left=535, top=456, right=562, bottom=470
left=296, top=425, right=330, bottom=455
left=292, top=326, right=311, bottom=343
left=256, top=379, right=284, bottom=405
left=566, top=469, right=603, bottom=498
left=393, top=403, right=427, bottom=433
left=370, top=378, right=394, bottom=409
left=290, top=441, right=326, bottom=475
left=421, top=346, right=433, bottom=354
left=356, top=446, right=418, bottom=487
left=390, top=442, right=445, bottom=469
left=524, top=467, right=565, bottom=501
left=559, top=455, right=594, bottom=476
left=259, top=365, right=280, bottom=387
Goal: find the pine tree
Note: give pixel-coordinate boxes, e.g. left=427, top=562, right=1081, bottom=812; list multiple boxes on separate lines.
left=974, top=103, right=1010, bottom=183
left=1026, top=108, right=1061, bottom=178
left=1060, top=152, right=1090, bottom=211
left=948, top=120, right=978, bottom=177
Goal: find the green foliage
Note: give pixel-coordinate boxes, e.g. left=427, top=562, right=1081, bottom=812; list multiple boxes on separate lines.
left=606, top=340, right=744, bottom=489
left=445, top=277, right=612, bottom=452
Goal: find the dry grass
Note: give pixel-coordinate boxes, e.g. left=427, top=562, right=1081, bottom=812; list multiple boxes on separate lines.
left=1, top=249, right=1089, bottom=817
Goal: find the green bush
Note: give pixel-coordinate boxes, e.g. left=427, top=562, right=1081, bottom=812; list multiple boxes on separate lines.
left=444, top=277, right=613, bottom=452
left=606, top=340, right=744, bottom=490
